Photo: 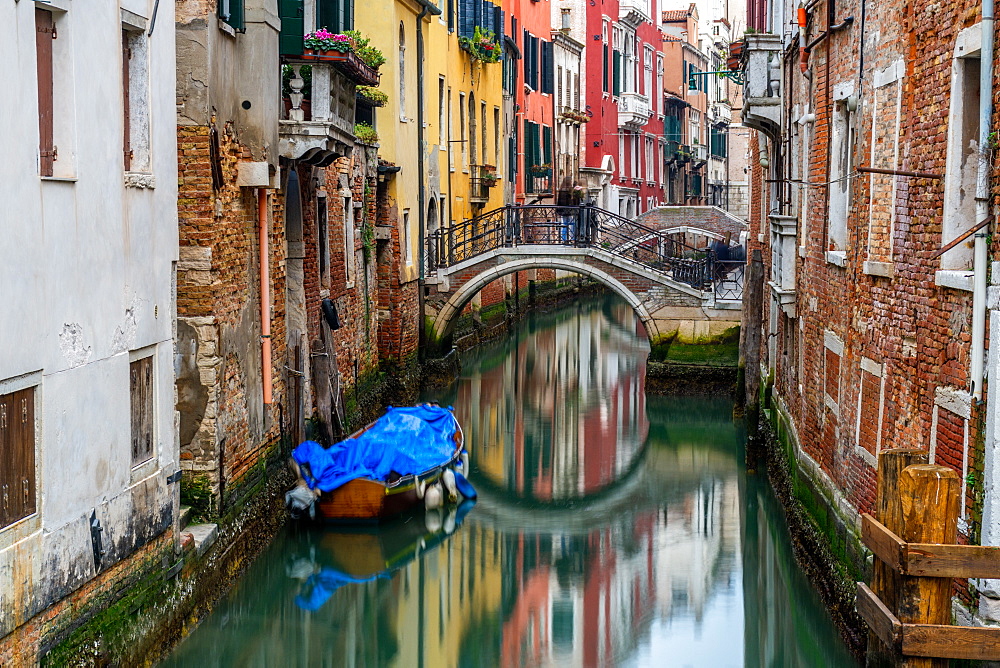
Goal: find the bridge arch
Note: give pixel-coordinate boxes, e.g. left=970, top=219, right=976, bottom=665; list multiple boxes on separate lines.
left=430, top=256, right=663, bottom=344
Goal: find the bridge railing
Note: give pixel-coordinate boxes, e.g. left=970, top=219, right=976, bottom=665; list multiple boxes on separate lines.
left=425, top=205, right=745, bottom=296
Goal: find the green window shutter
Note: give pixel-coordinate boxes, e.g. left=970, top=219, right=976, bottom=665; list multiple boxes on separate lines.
left=279, top=0, right=304, bottom=56
left=541, top=41, right=554, bottom=95
left=613, top=50, right=621, bottom=97
left=542, top=125, right=551, bottom=165
left=317, top=0, right=340, bottom=31
left=603, top=45, right=609, bottom=93
left=219, top=0, right=245, bottom=32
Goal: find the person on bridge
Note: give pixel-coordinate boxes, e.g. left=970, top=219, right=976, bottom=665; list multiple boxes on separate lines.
left=556, top=179, right=574, bottom=244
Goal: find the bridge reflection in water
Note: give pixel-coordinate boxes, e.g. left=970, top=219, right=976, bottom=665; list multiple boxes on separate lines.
left=162, top=295, right=856, bottom=668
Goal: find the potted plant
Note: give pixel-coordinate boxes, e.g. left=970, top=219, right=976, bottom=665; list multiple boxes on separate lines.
left=354, top=122, right=379, bottom=145
left=343, top=30, right=386, bottom=70
left=458, top=26, right=502, bottom=63
left=303, top=29, right=352, bottom=57
left=357, top=85, right=388, bottom=107
left=529, top=163, right=551, bottom=177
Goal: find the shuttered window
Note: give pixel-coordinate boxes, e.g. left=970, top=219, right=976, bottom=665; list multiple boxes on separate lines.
left=122, top=30, right=131, bottom=171
left=218, top=0, right=246, bottom=32
left=1, top=388, right=36, bottom=529
left=540, top=41, right=554, bottom=94
left=35, top=9, right=55, bottom=177
left=613, top=50, right=621, bottom=97
left=130, top=356, right=154, bottom=466
left=317, top=0, right=353, bottom=33
left=279, top=0, right=305, bottom=56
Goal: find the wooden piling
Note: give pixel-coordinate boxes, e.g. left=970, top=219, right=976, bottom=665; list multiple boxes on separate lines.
left=869, top=449, right=928, bottom=666
left=740, top=248, right=763, bottom=413
left=895, top=464, right=960, bottom=667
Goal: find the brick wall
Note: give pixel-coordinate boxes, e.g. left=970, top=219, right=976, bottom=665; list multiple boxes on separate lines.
left=635, top=205, right=747, bottom=242
left=748, top=0, right=992, bottom=545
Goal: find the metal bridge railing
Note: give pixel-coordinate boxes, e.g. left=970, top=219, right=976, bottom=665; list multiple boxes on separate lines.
left=425, top=205, right=745, bottom=298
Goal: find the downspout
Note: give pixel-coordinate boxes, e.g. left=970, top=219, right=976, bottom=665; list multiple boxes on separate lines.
left=415, top=0, right=442, bottom=357
left=973, top=0, right=994, bottom=400
left=258, top=188, right=272, bottom=404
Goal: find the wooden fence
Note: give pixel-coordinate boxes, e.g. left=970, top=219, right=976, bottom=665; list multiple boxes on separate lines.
left=858, top=448, right=1000, bottom=665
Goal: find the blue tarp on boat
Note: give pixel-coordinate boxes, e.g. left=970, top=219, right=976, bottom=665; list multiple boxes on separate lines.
left=292, top=405, right=459, bottom=492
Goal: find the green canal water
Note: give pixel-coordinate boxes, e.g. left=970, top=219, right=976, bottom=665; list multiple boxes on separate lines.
left=163, top=295, right=857, bottom=667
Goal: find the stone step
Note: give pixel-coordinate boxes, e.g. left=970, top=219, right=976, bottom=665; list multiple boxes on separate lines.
left=178, top=505, right=194, bottom=530
left=181, top=523, right=218, bottom=558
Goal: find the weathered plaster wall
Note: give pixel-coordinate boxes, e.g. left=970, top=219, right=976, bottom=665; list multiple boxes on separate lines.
left=0, top=0, right=178, bottom=640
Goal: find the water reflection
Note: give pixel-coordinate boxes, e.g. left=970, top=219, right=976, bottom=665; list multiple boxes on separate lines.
left=163, top=295, right=856, bottom=667
left=460, top=300, right=649, bottom=502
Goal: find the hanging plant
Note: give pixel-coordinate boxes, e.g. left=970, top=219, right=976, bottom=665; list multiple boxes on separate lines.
left=343, top=30, right=386, bottom=69
left=357, top=86, right=388, bottom=106
left=458, top=26, right=501, bottom=63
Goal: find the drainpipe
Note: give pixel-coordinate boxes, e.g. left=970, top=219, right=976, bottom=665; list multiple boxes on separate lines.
left=415, top=0, right=442, bottom=357
left=258, top=188, right=272, bottom=404
left=973, top=0, right=994, bottom=400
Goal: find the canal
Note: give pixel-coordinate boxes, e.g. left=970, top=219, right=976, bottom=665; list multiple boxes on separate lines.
left=163, top=294, right=857, bottom=667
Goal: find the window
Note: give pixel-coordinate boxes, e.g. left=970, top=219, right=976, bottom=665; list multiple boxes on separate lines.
left=448, top=88, right=454, bottom=170
left=827, top=98, right=853, bottom=254
left=0, top=386, right=36, bottom=529
left=344, top=196, right=355, bottom=285
left=824, top=331, right=843, bottom=413
left=541, top=41, right=554, bottom=94
left=130, top=356, right=154, bottom=466
left=439, top=78, right=446, bottom=148
left=448, top=0, right=455, bottom=32
left=855, top=358, right=884, bottom=465
left=557, top=66, right=564, bottom=108
left=218, top=0, right=246, bottom=31
left=468, top=93, right=477, bottom=166
left=644, top=46, right=653, bottom=99
left=523, top=32, right=539, bottom=90
left=941, top=32, right=982, bottom=271
left=122, top=27, right=150, bottom=172
left=317, top=195, right=330, bottom=287
left=403, top=209, right=412, bottom=265
left=459, top=92, right=467, bottom=169
left=481, top=101, right=488, bottom=165
left=316, top=0, right=352, bottom=33
left=494, top=107, right=501, bottom=166
left=398, top=24, right=406, bottom=121
left=35, top=9, right=56, bottom=177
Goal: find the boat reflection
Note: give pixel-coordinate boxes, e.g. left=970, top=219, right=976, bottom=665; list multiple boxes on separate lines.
left=290, top=501, right=476, bottom=612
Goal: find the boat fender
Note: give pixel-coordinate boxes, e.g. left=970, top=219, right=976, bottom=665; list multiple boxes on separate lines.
left=442, top=469, right=459, bottom=503
left=460, top=451, right=470, bottom=473
left=425, top=508, right=442, bottom=533
left=425, top=482, right=444, bottom=510
left=453, top=471, right=477, bottom=500
left=443, top=507, right=457, bottom=534
left=415, top=477, right=427, bottom=499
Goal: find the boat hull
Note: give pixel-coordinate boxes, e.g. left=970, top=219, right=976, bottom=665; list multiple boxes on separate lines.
left=315, top=466, right=448, bottom=522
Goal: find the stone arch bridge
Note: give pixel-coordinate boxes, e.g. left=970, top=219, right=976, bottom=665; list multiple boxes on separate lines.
left=423, top=205, right=746, bottom=349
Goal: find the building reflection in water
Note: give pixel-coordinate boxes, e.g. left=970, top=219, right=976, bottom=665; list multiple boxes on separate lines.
left=162, top=295, right=855, bottom=668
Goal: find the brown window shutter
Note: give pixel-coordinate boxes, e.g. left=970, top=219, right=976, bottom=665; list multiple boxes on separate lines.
left=122, top=30, right=132, bottom=171
left=1, top=388, right=35, bottom=529
left=35, top=9, right=55, bottom=176
left=130, top=357, right=153, bottom=466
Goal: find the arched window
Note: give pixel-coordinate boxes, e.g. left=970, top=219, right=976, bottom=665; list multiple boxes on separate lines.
left=399, top=23, right=406, bottom=119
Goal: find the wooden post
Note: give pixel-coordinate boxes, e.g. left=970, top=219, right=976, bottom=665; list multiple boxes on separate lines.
left=869, top=449, right=928, bottom=666
left=897, top=464, right=961, bottom=668
left=741, top=248, right=764, bottom=411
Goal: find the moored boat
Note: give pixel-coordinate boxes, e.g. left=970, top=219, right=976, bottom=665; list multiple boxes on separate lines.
left=288, top=404, right=473, bottom=522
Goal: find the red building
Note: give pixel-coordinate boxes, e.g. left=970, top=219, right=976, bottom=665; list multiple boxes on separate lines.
left=580, top=0, right=665, bottom=217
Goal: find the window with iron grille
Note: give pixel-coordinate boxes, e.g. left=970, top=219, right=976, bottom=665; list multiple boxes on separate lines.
left=130, top=356, right=154, bottom=466
left=0, top=387, right=36, bottom=529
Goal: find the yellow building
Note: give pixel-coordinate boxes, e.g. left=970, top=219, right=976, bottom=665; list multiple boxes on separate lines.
left=356, top=0, right=506, bottom=281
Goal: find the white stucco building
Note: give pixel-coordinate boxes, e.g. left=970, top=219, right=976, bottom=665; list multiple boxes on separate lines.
left=0, top=0, right=178, bottom=636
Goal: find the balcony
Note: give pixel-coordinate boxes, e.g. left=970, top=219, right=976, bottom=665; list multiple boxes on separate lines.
left=619, top=0, right=651, bottom=23
left=693, top=144, right=708, bottom=162
left=741, top=33, right=782, bottom=137
left=279, top=63, right=357, bottom=164
left=618, top=92, right=651, bottom=129
left=470, top=164, right=500, bottom=204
